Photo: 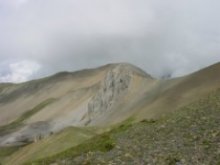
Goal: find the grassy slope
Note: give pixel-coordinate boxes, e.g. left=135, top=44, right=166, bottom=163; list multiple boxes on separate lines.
left=0, top=146, right=20, bottom=163
left=0, top=99, right=56, bottom=164
left=29, top=88, right=220, bottom=165
left=1, top=63, right=220, bottom=164
left=136, top=62, right=220, bottom=121
left=3, top=127, right=96, bottom=165
left=0, top=98, right=56, bottom=136
left=0, top=63, right=107, bottom=127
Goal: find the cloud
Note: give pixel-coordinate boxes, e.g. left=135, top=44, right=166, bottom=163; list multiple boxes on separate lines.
left=0, top=0, right=220, bottom=82
left=0, top=60, right=41, bottom=83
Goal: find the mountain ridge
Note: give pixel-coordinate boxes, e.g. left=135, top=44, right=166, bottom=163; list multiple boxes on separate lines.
left=0, top=62, right=220, bottom=164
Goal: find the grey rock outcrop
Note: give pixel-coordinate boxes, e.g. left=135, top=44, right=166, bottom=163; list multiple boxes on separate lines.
left=86, top=64, right=133, bottom=124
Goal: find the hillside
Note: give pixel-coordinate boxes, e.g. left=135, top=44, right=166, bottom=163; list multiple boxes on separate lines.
left=136, top=62, right=220, bottom=120
left=26, top=88, right=220, bottom=165
left=0, top=63, right=155, bottom=147
left=0, top=62, right=220, bottom=164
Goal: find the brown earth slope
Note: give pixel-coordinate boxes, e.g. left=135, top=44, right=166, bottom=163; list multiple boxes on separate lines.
left=0, top=62, right=220, bottom=154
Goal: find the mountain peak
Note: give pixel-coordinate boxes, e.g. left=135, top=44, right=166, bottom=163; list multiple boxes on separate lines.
left=104, top=63, right=153, bottom=79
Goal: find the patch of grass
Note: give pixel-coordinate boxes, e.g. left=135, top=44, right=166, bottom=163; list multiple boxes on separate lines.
left=26, top=119, right=134, bottom=165
left=5, top=127, right=95, bottom=165
left=16, top=98, right=56, bottom=123
left=0, top=146, right=20, bottom=163
left=110, top=117, right=134, bottom=134
left=0, top=98, right=56, bottom=136
left=29, top=88, right=220, bottom=164
left=27, top=132, right=115, bottom=165
left=165, top=154, right=181, bottom=165
left=0, top=147, right=19, bottom=158
left=140, top=119, right=157, bottom=124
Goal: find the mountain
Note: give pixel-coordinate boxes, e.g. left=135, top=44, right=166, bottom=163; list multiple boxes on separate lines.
left=0, top=62, right=220, bottom=164
left=27, top=87, right=220, bottom=165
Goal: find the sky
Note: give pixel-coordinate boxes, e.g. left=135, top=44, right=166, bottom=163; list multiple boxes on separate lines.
left=0, top=0, right=220, bottom=82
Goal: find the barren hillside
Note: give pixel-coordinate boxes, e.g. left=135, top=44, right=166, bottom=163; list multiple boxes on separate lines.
left=0, top=62, right=220, bottom=164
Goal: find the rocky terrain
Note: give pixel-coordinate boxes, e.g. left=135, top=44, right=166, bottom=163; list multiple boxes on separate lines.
left=30, top=88, right=220, bottom=165
left=0, top=62, right=220, bottom=164
left=86, top=64, right=152, bottom=125
left=0, top=63, right=154, bottom=147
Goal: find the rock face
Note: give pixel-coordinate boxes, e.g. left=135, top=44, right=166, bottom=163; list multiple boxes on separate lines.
left=0, top=63, right=153, bottom=147
left=86, top=64, right=132, bottom=124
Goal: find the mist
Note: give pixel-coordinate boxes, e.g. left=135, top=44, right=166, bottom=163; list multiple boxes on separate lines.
left=0, top=0, right=220, bottom=82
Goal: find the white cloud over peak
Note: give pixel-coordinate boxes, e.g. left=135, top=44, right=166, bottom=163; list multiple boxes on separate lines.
left=0, top=60, right=41, bottom=83
left=0, top=0, right=220, bottom=82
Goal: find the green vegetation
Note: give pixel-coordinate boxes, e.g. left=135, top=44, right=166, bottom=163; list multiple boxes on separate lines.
left=24, top=118, right=134, bottom=165
left=110, top=117, right=134, bottom=134
left=27, top=130, right=115, bottom=165
left=0, top=147, right=19, bottom=162
left=4, top=127, right=96, bottom=165
left=140, top=119, right=157, bottom=124
left=16, top=98, right=56, bottom=123
left=0, top=98, right=56, bottom=136
left=28, top=89, right=220, bottom=164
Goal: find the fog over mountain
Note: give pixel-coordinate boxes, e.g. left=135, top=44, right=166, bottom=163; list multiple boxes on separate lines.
left=0, top=0, right=220, bottom=82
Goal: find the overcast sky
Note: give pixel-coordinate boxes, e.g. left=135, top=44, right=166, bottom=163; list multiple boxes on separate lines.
left=0, top=0, right=220, bottom=82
